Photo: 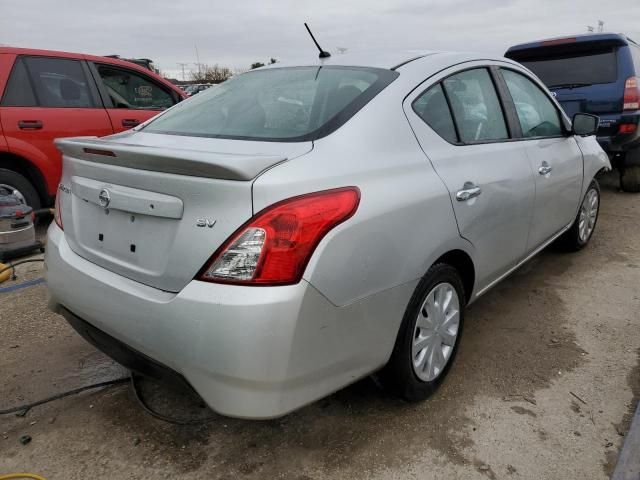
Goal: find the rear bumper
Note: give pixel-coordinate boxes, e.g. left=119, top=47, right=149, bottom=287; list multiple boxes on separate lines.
left=597, top=112, right=640, bottom=153
left=57, top=305, right=193, bottom=393
left=45, top=224, right=409, bottom=418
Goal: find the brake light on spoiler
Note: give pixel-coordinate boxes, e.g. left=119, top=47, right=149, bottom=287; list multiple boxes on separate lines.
left=541, top=37, right=577, bottom=47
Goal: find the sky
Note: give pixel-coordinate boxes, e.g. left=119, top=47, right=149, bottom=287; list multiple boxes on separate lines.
left=2, top=0, right=640, bottom=80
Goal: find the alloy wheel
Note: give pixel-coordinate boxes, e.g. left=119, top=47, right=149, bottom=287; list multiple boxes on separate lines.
left=0, top=183, right=27, bottom=204
left=578, top=188, right=599, bottom=243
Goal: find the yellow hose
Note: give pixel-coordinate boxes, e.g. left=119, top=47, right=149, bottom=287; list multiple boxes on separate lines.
left=0, top=263, right=11, bottom=284
left=0, top=475, right=47, bottom=480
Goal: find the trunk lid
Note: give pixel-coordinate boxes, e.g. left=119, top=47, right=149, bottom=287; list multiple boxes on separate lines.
left=55, top=132, right=311, bottom=292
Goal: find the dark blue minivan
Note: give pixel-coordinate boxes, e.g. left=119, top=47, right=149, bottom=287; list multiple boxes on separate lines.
left=506, top=33, right=640, bottom=191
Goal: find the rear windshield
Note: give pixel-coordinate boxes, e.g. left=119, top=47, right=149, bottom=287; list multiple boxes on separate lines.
left=143, top=66, right=398, bottom=142
left=516, top=49, right=618, bottom=88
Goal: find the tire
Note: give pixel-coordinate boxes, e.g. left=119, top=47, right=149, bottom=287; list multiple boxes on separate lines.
left=560, top=179, right=600, bottom=251
left=620, top=165, right=640, bottom=193
left=0, top=168, right=41, bottom=209
left=381, top=263, right=465, bottom=402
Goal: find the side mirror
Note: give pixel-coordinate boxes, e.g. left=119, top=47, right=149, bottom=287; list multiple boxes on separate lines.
left=572, top=113, right=599, bottom=136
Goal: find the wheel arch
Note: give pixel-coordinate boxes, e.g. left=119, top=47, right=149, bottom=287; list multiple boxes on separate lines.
left=0, top=151, right=50, bottom=205
left=434, top=249, right=475, bottom=305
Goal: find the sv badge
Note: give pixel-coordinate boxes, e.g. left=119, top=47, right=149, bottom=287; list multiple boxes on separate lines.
left=196, top=218, right=217, bottom=228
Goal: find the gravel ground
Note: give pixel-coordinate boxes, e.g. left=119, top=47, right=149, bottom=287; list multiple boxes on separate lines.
left=1, top=171, right=639, bottom=479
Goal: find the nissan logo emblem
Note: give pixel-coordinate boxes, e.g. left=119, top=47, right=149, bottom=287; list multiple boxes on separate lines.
left=98, top=189, right=111, bottom=208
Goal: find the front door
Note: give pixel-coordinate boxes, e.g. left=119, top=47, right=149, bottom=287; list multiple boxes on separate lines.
left=499, top=68, right=583, bottom=251
left=90, top=63, right=178, bottom=133
left=405, top=66, right=536, bottom=291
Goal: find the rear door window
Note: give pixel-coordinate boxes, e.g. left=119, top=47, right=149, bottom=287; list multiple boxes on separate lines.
left=3, top=56, right=95, bottom=108
left=1, top=57, right=37, bottom=106
left=442, top=68, right=509, bottom=143
left=412, top=84, right=458, bottom=143
left=96, top=64, right=175, bottom=110
left=501, top=69, right=563, bottom=138
left=517, top=49, right=618, bottom=87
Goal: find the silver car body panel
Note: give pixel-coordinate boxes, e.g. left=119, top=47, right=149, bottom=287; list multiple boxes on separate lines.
left=46, top=226, right=417, bottom=419
left=46, top=51, right=611, bottom=418
left=55, top=135, right=289, bottom=181
left=54, top=135, right=312, bottom=292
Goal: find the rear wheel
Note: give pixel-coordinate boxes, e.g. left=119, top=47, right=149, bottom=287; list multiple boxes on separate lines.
left=0, top=168, right=41, bottom=209
left=620, top=165, right=640, bottom=193
left=381, top=263, right=465, bottom=401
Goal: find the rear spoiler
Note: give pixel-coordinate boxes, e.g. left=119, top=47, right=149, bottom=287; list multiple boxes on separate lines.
left=55, top=136, right=287, bottom=181
left=506, top=35, right=629, bottom=60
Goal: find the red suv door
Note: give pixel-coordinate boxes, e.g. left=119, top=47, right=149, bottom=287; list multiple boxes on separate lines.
left=0, top=55, right=113, bottom=206
left=89, top=61, right=180, bottom=133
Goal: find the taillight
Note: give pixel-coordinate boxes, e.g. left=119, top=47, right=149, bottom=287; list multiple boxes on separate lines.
left=623, top=77, right=640, bottom=111
left=54, top=192, right=63, bottom=230
left=197, top=187, right=360, bottom=286
left=619, top=123, right=637, bottom=134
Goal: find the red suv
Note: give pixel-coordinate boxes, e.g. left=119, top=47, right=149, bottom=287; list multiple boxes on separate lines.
left=0, top=47, right=187, bottom=208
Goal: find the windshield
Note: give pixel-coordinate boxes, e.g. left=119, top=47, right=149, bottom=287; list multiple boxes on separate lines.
left=143, top=66, right=398, bottom=142
left=517, top=48, right=618, bottom=87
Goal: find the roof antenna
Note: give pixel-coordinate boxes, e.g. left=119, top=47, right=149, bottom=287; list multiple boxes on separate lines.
left=304, top=23, right=331, bottom=59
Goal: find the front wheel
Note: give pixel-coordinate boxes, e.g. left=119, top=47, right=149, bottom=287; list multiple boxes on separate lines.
left=560, top=179, right=600, bottom=251
left=381, top=263, right=465, bottom=402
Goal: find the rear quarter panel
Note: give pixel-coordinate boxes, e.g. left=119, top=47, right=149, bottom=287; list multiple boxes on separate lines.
left=252, top=80, right=470, bottom=308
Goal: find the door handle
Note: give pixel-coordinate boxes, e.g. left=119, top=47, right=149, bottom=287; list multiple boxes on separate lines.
left=18, top=120, right=43, bottom=130
left=538, top=162, right=553, bottom=176
left=456, top=182, right=482, bottom=201
left=122, top=119, right=141, bottom=128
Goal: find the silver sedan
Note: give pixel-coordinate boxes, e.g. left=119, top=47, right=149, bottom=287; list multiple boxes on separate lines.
left=46, top=50, right=610, bottom=419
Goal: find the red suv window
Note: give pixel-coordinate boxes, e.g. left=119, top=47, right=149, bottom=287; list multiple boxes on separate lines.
left=2, top=56, right=97, bottom=108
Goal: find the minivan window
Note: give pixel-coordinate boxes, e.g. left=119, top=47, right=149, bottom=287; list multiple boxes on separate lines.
left=143, top=66, right=398, bottom=142
left=501, top=69, right=563, bottom=138
left=413, top=84, right=458, bottom=143
left=96, top=64, right=175, bottom=110
left=442, top=68, right=508, bottom=143
left=1, top=58, right=37, bottom=107
left=517, top=49, right=618, bottom=87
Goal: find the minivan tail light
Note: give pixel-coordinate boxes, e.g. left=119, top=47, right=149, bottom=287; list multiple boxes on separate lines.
left=197, top=187, right=360, bottom=286
left=623, top=77, right=640, bottom=111
left=54, top=192, right=63, bottom=230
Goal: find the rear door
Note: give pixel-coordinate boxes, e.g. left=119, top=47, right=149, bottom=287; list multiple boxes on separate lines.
left=405, top=65, right=536, bottom=290
left=0, top=55, right=113, bottom=196
left=499, top=67, right=582, bottom=251
left=89, top=62, right=179, bottom=133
